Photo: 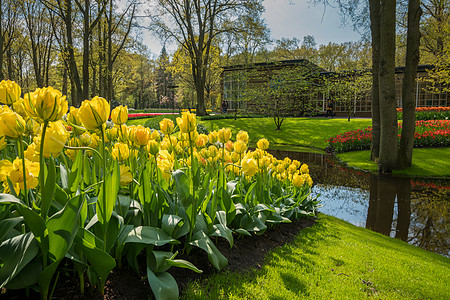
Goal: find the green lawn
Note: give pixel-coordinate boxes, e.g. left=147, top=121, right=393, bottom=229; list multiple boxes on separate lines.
left=337, top=148, right=450, bottom=177
left=201, top=117, right=372, bottom=150
left=182, top=214, right=450, bottom=299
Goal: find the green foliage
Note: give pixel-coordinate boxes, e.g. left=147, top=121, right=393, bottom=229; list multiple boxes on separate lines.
left=398, top=110, right=450, bottom=120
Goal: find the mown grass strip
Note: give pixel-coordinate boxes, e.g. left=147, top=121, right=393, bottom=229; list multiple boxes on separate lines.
left=182, top=214, right=449, bottom=299
left=337, top=148, right=450, bottom=177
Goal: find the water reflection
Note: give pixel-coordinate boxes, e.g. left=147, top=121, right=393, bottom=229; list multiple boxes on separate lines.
left=267, top=149, right=450, bottom=256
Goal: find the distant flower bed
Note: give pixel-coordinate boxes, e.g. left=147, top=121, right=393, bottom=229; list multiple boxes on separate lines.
left=327, top=120, right=450, bottom=153
left=397, top=106, right=450, bottom=121
left=127, top=112, right=177, bottom=119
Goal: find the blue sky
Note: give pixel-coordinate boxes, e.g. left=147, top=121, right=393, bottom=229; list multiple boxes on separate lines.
left=141, top=0, right=362, bottom=56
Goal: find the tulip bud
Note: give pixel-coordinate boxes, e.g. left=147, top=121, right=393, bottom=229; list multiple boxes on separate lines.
left=257, top=138, right=269, bottom=150
left=159, top=118, right=174, bottom=135
left=24, top=87, right=68, bottom=123
left=78, top=96, right=110, bottom=130
left=147, top=139, right=160, bottom=156
left=236, top=130, right=249, bottom=144
left=111, top=105, right=128, bottom=125
left=218, top=127, right=231, bottom=144
left=233, top=140, right=247, bottom=154
left=112, top=142, right=130, bottom=161
left=0, top=80, right=21, bottom=105
left=0, top=106, right=26, bottom=138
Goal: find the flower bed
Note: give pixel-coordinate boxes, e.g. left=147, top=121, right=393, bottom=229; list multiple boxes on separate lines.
left=397, top=106, right=450, bottom=121
left=127, top=112, right=178, bottom=119
left=327, top=120, right=450, bottom=153
left=0, top=81, right=319, bottom=300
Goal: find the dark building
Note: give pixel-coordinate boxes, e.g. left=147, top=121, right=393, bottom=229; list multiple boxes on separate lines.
left=221, top=60, right=449, bottom=117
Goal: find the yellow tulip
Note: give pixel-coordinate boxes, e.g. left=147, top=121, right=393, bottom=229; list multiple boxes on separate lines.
left=236, top=130, right=249, bottom=144
left=0, top=106, right=26, bottom=138
left=78, top=96, right=110, bottom=130
left=176, top=111, right=196, bottom=133
left=242, top=157, right=258, bottom=177
left=292, top=174, right=304, bottom=188
left=6, top=157, right=40, bottom=194
left=231, top=151, right=240, bottom=163
left=106, top=127, right=119, bottom=142
left=24, top=87, right=68, bottom=122
left=111, top=105, right=128, bottom=125
left=24, top=142, right=39, bottom=162
left=67, top=106, right=85, bottom=135
left=208, top=131, right=219, bottom=144
left=288, top=164, right=298, bottom=174
left=208, top=145, right=218, bottom=158
left=147, top=139, right=160, bottom=156
left=0, top=135, right=6, bottom=151
left=13, top=98, right=27, bottom=118
left=195, top=133, right=208, bottom=148
left=40, top=120, right=69, bottom=158
left=233, top=140, right=247, bottom=154
left=119, top=165, right=133, bottom=186
left=157, top=149, right=173, bottom=179
left=89, top=133, right=100, bottom=149
left=218, top=128, right=231, bottom=144
left=23, top=118, right=39, bottom=137
left=253, top=149, right=264, bottom=160
left=112, top=142, right=130, bottom=161
left=159, top=118, right=174, bottom=135
left=134, top=125, right=151, bottom=146
left=257, top=138, right=269, bottom=150
left=0, top=80, right=21, bottom=105
left=300, top=164, right=309, bottom=174
left=151, top=130, right=161, bottom=142
left=0, top=159, right=14, bottom=182
left=260, top=156, right=271, bottom=169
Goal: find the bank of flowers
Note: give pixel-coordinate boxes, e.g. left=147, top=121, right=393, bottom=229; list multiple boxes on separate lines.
left=0, top=80, right=318, bottom=300
left=327, top=120, right=450, bottom=153
left=397, top=106, right=450, bottom=121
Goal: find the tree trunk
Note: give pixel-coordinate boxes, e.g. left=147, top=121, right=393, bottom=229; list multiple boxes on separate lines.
left=378, top=0, right=398, bottom=173
left=395, top=177, right=411, bottom=242
left=0, top=0, right=4, bottom=81
left=398, top=0, right=421, bottom=169
left=369, top=0, right=381, bottom=161
left=82, top=0, right=90, bottom=100
left=65, top=0, right=83, bottom=106
left=62, top=67, right=68, bottom=96
left=6, top=44, right=13, bottom=80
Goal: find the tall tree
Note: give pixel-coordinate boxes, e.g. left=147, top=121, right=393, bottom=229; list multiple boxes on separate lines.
left=377, top=0, right=398, bottom=172
left=151, top=0, right=250, bottom=116
left=398, top=0, right=422, bottom=168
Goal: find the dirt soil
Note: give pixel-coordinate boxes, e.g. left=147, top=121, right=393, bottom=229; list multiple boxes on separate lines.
left=1, top=217, right=315, bottom=300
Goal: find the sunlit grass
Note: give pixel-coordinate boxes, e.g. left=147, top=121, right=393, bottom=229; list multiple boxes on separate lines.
left=337, top=148, right=450, bottom=177
left=182, top=214, right=450, bottom=299
left=201, top=117, right=372, bottom=150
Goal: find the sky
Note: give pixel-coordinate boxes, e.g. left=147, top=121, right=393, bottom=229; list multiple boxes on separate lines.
left=141, top=0, right=362, bottom=57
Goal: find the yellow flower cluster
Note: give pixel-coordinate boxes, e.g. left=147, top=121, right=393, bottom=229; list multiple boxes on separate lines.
left=0, top=80, right=313, bottom=192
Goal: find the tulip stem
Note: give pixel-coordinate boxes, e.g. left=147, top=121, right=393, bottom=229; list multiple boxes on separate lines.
left=18, top=137, right=29, bottom=207
left=100, top=125, right=108, bottom=251
left=39, top=121, right=49, bottom=218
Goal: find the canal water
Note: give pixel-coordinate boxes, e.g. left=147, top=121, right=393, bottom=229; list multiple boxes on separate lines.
left=267, top=150, right=450, bottom=256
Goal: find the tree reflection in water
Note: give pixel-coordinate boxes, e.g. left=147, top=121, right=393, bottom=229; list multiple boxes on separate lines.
left=267, top=149, right=449, bottom=256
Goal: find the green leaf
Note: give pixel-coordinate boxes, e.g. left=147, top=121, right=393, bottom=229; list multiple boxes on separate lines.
left=0, top=217, right=23, bottom=242
left=125, top=226, right=180, bottom=246
left=166, top=258, right=203, bottom=273
left=5, top=259, right=40, bottom=289
left=211, top=223, right=234, bottom=248
left=173, top=170, right=190, bottom=204
left=146, top=268, right=179, bottom=300
left=46, top=194, right=83, bottom=262
left=147, top=250, right=172, bottom=273
left=189, top=231, right=228, bottom=271
left=0, top=232, right=39, bottom=288
left=42, top=156, right=56, bottom=218
left=161, top=214, right=183, bottom=237
left=75, top=229, right=116, bottom=292
left=60, top=163, right=68, bottom=189
left=97, top=161, right=120, bottom=227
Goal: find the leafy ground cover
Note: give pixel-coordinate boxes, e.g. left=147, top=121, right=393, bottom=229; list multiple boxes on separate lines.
left=337, top=148, right=450, bottom=177
left=182, top=214, right=450, bottom=299
left=201, top=117, right=372, bottom=150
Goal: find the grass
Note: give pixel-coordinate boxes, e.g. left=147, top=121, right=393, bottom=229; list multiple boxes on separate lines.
left=182, top=214, right=450, bottom=299
left=200, top=117, right=372, bottom=150
left=337, top=148, right=450, bottom=177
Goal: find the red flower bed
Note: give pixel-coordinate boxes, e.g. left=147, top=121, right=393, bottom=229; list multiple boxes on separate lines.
left=327, top=120, right=450, bottom=153
left=127, top=112, right=177, bottom=119
left=397, top=106, right=450, bottom=112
